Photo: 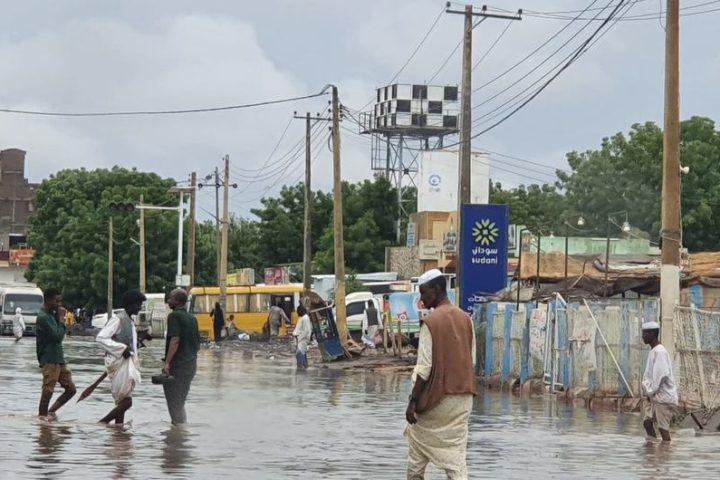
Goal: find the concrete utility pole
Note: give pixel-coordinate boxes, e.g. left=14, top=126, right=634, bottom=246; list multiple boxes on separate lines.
left=176, top=190, right=184, bottom=285
left=660, top=0, right=680, bottom=356
left=219, top=155, right=230, bottom=310
left=139, top=194, right=146, bottom=294
left=186, top=172, right=197, bottom=288
left=446, top=3, right=521, bottom=297
left=107, top=217, right=114, bottom=313
left=331, top=85, right=348, bottom=343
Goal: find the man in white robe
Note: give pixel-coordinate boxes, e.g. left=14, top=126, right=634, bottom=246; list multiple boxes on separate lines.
left=641, top=320, right=678, bottom=442
left=405, top=269, right=477, bottom=479
left=96, top=290, right=145, bottom=424
left=12, top=307, right=26, bottom=342
left=293, top=305, right=312, bottom=369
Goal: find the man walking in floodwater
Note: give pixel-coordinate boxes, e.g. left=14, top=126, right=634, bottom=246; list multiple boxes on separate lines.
left=405, top=269, right=476, bottom=479
left=293, top=305, right=312, bottom=369
left=641, top=320, right=678, bottom=442
left=36, top=288, right=76, bottom=418
left=96, top=290, right=146, bottom=424
left=163, top=288, right=200, bottom=425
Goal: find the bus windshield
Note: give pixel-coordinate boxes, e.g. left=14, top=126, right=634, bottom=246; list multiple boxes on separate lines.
left=4, top=294, right=43, bottom=316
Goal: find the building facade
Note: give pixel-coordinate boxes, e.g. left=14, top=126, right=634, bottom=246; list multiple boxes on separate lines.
left=0, top=148, right=37, bottom=249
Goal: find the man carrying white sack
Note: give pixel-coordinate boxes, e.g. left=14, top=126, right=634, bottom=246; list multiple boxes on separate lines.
left=641, top=320, right=678, bottom=442
left=404, top=269, right=477, bottom=480
left=96, top=290, right=146, bottom=424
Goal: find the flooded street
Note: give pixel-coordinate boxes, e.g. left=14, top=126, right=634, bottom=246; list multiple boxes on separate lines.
left=1, top=336, right=718, bottom=479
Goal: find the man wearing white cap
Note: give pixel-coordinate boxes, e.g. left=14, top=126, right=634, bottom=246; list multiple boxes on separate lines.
left=404, top=269, right=477, bottom=479
left=641, top=320, right=678, bottom=442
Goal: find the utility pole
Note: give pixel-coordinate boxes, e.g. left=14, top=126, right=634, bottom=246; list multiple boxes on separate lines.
left=139, top=194, right=146, bottom=294
left=293, top=111, right=330, bottom=297
left=219, top=155, right=230, bottom=310
left=186, top=172, right=197, bottom=287
left=214, top=167, right=221, bottom=285
left=303, top=113, right=313, bottom=296
left=176, top=189, right=184, bottom=285
left=331, top=85, right=348, bottom=343
left=660, top=0, right=680, bottom=356
left=446, top=3, right=521, bottom=300
left=107, top=217, right=113, bottom=313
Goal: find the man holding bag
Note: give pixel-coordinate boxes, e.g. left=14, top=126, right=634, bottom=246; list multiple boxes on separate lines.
left=96, top=290, right=146, bottom=424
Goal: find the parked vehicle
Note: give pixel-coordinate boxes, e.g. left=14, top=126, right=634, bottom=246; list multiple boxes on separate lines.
left=344, top=291, right=382, bottom=334
left=0, top=284, right=44, bottom=336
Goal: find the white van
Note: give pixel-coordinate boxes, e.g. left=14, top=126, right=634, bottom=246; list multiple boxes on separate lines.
left=345, top=291, right=382, bottom=333
left=0, top=284, right=44, bottom=336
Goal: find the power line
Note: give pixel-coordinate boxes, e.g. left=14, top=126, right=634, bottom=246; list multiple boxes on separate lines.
left=0, top=91, right=328, bottom=117
left=470, top=0, right=632, bottom=139
left=472, top=0, right=603, bottom=94
left=472, top=0, right=608, bottom=114
left=233, top=117, right=294, bottom=173
left=518, top=0, right=720, bottom=21
left=472, top=19, right=515, bottom=71
left=358, top=4, right=447, bottom=111
left=427, top=18, right=486, bottom=84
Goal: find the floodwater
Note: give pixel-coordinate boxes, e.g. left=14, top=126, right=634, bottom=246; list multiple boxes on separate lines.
left=1, top=336, right=718, bottom=479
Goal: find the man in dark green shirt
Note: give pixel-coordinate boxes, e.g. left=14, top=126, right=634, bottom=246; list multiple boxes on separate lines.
left=163, top=288, right=200, bottom=425
left=36, top=288, right=76, bottom=418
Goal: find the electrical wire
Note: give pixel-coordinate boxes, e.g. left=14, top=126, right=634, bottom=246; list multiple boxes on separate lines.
left=517, top=0, right=720, bottom=21
left=427, top=18, right=486, bottom=84
left=358, top=4, right=447, bottom=112
left=472, top=19, right=515, bottom=72
left=467, top=0, right=632, bottom=140
left=473, top=0, right=603, bottom=94
left=472, top=0, right=608, bottom=114
left=233, top=117, right=294, bottom=173
left=0, top=91, right=328, bottom=117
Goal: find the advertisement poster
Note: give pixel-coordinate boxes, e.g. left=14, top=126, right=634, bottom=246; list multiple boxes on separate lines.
left=459, top=204, right=509, bottom=312
left=388, top=290, right=457, bottom=334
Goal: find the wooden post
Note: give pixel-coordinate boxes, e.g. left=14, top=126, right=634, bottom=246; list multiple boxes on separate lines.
left=660, top=0, right=680, bottom=357
left=331, top=86, right=348, bottom=343
left=139, top=195, right=146, bottom=293
left=219, top=156, right=230, bottom=310
left=186, top=172, right=197, bottom=288
left=107, top=217, right=113, bottom=313
left=303, top=113, right=313, bottom=297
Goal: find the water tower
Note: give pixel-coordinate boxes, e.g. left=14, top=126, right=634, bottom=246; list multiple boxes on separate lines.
left=359, top=83, right=460, bottom=242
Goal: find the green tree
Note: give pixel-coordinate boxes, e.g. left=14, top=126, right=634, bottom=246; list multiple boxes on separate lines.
left=557, top=117, right=720, bottom=251
left=27, top=167, right=177, bottom=309
left=489, top=182, right=565, bottom=232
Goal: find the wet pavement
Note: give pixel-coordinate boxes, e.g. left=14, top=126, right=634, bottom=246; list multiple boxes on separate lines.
left=1, top=336, right=718, bottom=479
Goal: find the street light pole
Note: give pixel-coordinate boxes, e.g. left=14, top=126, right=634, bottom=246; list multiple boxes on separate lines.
left=604, top=211, right=631, bottom=298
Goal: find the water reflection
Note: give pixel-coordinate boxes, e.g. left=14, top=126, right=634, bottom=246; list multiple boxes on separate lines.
left=1, top=337, right=719, bottom=479
left=161, top=426, right=192, bottom=476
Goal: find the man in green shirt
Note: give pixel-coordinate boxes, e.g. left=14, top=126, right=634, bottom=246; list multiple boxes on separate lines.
left=36, top=288, right=76, bottom=418
left=162, top=288, right=200, bottom=425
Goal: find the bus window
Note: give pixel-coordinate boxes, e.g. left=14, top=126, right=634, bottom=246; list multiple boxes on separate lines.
left=249, top=294, right=271, bottom=312
left=226, top=294, right=250, bottom=313
left=3, top=294, right=43, bottom=316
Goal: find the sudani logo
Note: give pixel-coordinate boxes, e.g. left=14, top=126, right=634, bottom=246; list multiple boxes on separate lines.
left=428, top=174, right=441, bottom=188
left=472, top=219, right=499, bottom=246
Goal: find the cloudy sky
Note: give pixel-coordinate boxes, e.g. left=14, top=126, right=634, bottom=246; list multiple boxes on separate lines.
left=0, top=0, right=718, bottom=218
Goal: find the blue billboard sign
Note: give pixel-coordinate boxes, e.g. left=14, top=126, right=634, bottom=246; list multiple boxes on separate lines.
left=459, top=204, right=509, bottom=312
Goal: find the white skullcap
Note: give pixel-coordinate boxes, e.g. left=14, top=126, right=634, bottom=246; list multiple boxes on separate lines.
left=418, top=269, right=444, bottom=286
left=642, top=321, right=660, bottom=330
left=15, top=307, right=22, bottom=315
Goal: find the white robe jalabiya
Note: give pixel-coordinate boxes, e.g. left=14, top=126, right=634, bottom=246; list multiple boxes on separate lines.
left=96, top=311, right=141, bottom=403
left=12, top=309, right=26, bottom=339
left=404, top=322, right=476, bottom=479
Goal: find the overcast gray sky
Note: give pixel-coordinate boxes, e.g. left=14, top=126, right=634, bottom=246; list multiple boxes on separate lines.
left=0, top=0, right=717, bottom=218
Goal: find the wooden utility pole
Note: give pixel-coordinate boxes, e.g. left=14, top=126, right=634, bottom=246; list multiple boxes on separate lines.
left=139, top=194, right=146, bottom=294
left=214, top=167, right=221, bottom=285
left=331, top=86, right=348, bottom=343
left=447, top=4, right=521, bottom=300
left=660, top=0, right=680, bottom=356
left=219, top=155, right=230, bottom=310
left=303, top=113, right=313, bottom=296
left=107, top=217, right=114, bottom=313
left=186, top=172, right=197, bottom=287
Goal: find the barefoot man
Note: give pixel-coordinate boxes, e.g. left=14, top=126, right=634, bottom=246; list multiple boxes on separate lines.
left=641, top=320, right=678, bottom=442
left=36, top=288, right=76, bottom=418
